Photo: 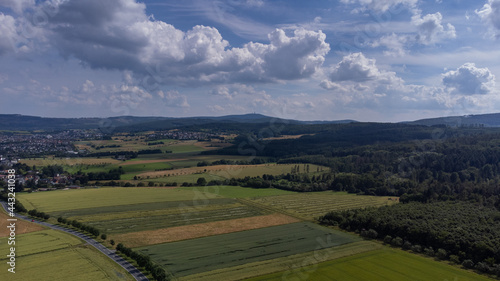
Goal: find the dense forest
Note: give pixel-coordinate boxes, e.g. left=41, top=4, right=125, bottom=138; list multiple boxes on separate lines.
left=203, top=123, right=500, bottom=209
left=319, top=201, right=500, bottom=277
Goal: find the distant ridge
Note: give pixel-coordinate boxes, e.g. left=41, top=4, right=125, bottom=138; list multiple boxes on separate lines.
left=0, top=113, right=356, bottom=132
left=407, top=113, right=500, bottom=127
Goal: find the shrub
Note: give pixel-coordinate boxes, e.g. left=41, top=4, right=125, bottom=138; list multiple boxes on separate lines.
left=462, top=259, right=475, bottom=269
left=436, top=248, right=447, bottom=260
left=449, top=255, right=460, bottom=264
left=383, top=235, right=392, bottom=244
left=402, top=241, right=412, bottom=250
left=423, top=247, right=434, bottom=257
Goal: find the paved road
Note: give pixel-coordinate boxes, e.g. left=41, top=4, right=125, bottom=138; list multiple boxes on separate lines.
left=1, top=201, right=149, bottom=281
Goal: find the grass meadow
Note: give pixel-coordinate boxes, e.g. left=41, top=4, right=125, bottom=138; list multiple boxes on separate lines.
left=247, top=248, right=495, bottom=281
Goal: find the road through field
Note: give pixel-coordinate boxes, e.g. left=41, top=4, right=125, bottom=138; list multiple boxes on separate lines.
left=0, top=201, right=148, bottom=281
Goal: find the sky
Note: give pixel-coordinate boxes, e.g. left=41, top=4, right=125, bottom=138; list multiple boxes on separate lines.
left=0, top=0, right=499, bottom=122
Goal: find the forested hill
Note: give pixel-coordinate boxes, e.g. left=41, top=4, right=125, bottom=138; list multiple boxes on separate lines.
left=213, top=122, right=496, bottom=158
left=409, top=113, right=500, bottom=127
left=0, top=113, right=354, bottom=132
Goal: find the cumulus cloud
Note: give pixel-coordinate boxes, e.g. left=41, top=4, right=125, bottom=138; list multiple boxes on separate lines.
left=442, top=63, right=496, bottom=95
left=411, top=12, right=456, bottom=44
left=476, top=0, right=500, bottom=38
left=327, top=53, right=402, bottom=85
left=40, top=0, right=329, bottom=86
left=157, top=90, right=190, bottom=108
left=340, top=0, right=418, bottom=13
left=0, top=13, right=17, bottom=55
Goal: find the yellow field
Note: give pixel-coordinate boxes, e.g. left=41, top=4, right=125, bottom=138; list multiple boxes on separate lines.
left=111, top=213, right=300, bottom=247
left=0, top=211, right=44, bottom=237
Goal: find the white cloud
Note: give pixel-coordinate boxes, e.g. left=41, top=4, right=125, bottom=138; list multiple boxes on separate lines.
left=371, top=33, right=408, bottom=56
left=0, top=0, right=34, bottom=14
left=476, top=0, right=500, bottom=38
left=0, top=13, right=17, bottom=55
left=209, top=84, right=264, bottom=100
left=340, top=0, right=418, bottom=13
left=327, top=52, right=401, bottom=85
left=442, top=63, right=496, bottom=95
left=208, top=104, right=225, bottom=112
left=411, top=12, right=456, bottom=44
left=158, top=90, right=190, bottom=108
left=40, top=0, right=329, bottom=86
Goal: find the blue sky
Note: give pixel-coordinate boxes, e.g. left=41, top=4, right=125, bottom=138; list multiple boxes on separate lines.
left=0, top=0, right=499, bottom=122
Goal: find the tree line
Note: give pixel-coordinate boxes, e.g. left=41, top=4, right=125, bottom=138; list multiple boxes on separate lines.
left=318, top=201, right=500, bottom=277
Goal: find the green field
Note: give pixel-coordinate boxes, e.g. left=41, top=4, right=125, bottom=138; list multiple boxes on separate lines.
left=136, top=222, right=359, bottom=278
left=81, top=200, right=267, bottom=234
left=247, top=248, right=495, bottom=281
left=0, top=229, right=133, bottom=281
left=18, top=187, right=218, bottom=212
left=177, top=185, right=297, bottom=198
left=249, top=192, right=398, bottom=219
left=182, top=241, right=382, bottom=281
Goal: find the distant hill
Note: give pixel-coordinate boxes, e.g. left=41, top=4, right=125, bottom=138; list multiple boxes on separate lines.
left=408, top=113, right=500, bottom=127
left=0, top=113, right=356, bottom=132
left=0, top=114, right=168, bottom=131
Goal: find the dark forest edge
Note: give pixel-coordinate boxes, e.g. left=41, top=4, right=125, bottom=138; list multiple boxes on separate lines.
left=318, top=201, right=500, bottom=278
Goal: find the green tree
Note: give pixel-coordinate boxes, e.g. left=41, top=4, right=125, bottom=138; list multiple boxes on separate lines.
left=197, top=177, right=207, bottom=186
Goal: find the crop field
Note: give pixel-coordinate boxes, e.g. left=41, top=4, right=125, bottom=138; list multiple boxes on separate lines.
left=20, top=157, right=120, bottom=167
left=182, top=241, right=382, bottom=281
left=1, top=229, right=82, bottom=256
left=247, top=248, right=495, bottom=281
left=17, top=187, right=218, bottom=213
left=0, top=229, right=133, bottom=281
left=137, top=163, right=328, bottom=182
left=176, top=185, right=297, bottom=198
left=111, top=213, right=300, bottom=247
left=136, top=222, right=360, bottom=278
left=84, top=201, right=266, bottom=234
left=249, top=192, right=399, bottom=219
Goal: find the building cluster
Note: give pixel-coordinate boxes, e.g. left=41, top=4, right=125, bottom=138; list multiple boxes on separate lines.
left=147, top=130, right=216, bottom=140
left=0, top=130, right=103, bottom=157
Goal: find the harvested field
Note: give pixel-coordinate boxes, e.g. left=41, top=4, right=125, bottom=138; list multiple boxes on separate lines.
left=0, top=211, right=44, bottom=237
left=111, top=213, right=300, bottom=247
